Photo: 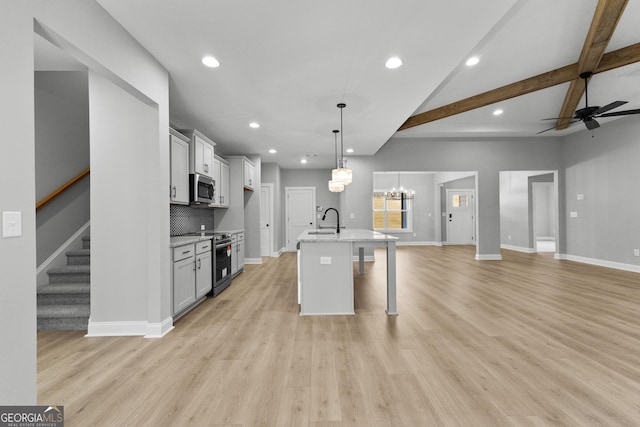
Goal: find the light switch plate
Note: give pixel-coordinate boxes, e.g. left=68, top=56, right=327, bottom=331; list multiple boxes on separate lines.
left=2, top=211, right=22, bottom=237
left=350, top=213, right=355, bottom=219
left=320, top=257, right=332, bottom=265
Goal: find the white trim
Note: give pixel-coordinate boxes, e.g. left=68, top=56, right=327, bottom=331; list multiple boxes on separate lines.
left=245, top=257, right=262, bottom=265
left=475, top=253, right=503, bottom=261
left=397, top=241, right=439, bottom=246
left=272, top=247, right=285, bottom=257
left=36, top=221, right=90, bottom=285
left=144, top=317, right=174, bottom=338
left=501, top=244, right=536, bottom=254
left=560, top=254, right=640, bottom=273
left=352, top=255, right=375, bottom=262
left=86, top=319, right=149, bottom=337
left=300, top=311, right=355, bottom=316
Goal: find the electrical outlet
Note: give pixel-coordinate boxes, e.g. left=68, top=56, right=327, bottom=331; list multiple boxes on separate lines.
left=350, top=213, right=355, bottom=219
left=577, top=194, right=584, bottom=200
left=634, top=249, right=639, bottom=257
left=570, top=211, right=578, bottom=218
left=200, top=224, right=205, bottom=230
left=508, top=235, right=512, bottom=240
left=320, top=257, right=332, bottom=265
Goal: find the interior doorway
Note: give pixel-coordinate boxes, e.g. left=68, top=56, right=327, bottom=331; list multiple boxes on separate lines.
left=532, top=182, right=556, bottom=253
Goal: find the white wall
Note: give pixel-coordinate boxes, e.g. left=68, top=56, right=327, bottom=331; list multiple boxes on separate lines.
left=0, top=0, right=170, bottom=403
left=563, top=117, right=640, bottom=267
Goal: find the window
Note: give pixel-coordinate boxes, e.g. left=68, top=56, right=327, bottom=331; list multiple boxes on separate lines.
left=373, top=192, right=413, bottom=232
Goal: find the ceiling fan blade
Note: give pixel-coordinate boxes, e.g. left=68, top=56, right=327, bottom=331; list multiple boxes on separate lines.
left=584, top=118, right=600, bottom=130
left=593, top=100, right=627, bottom=115
left=598, top=108, right=640, bottom=117
left=536, top=125, right=559, bottom=134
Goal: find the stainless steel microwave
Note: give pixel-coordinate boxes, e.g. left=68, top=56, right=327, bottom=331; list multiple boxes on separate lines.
left=189, top=174, right=215, bottom=205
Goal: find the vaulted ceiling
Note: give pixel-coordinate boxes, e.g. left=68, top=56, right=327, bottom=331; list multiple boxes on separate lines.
left=85, top=1, right=640, bottom=168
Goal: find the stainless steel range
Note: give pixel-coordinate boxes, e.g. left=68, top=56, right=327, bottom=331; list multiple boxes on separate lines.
left=212, top=232, right=232, bottom=296
left=184, top=231, right=233, bottom=297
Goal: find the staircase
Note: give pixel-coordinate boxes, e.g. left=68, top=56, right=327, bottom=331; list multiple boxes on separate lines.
left=37, top=236, right=90, bottom=331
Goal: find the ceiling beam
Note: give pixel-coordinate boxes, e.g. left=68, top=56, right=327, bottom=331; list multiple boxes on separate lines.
left=398, top=41, right=640, bottom=132
left=556, top=0, right=628, bottom=130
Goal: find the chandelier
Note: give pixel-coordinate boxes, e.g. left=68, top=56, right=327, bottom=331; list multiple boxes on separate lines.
left=331, top=103, right=352, bottom=185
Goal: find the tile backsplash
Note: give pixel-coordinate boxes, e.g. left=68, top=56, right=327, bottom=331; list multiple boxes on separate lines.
left=170, top=205, right=214, bottom=236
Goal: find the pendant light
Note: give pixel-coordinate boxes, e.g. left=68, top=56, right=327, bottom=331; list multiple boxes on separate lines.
left=328, top=129, right=344, bottom=192
left=331, top=103, right=353, bottom=185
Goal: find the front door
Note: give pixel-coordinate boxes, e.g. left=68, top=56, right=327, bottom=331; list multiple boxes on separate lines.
left=446, top=189, right=475, bottom=245
left=285, top=187, right=316, bottom=252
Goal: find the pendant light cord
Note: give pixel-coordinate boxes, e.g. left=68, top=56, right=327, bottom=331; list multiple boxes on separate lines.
left=333, top=129, right=339, bottom=169
left=338, top=103, right=346, bottom=168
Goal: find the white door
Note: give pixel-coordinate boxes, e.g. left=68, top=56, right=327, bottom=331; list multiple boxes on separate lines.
left=446, top=189, right=475, bottom=245
left=285, top=187, right=316, bottom=252
left=532, top=182, right=556, bottom=253
left=260, top=184, right=273, bottom=257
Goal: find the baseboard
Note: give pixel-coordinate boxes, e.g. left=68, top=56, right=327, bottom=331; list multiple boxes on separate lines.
left=272, top=247, right=285, bottom=257
left=501, top=244, right=536, bottom=254
left=144, top=317, right=174, bottom=338
left=352, top=255, right=376, bottom=262
left=245, top=258, right=262, bottom=265
left=475, top=253, right=503, bottom=261
left=37, top=221, right=90, bottom=286
left=560, top=254, right=640, bottom=273
left=86, top=319, right=149, bottom=337
left=397, top=241, right=438, bottom=246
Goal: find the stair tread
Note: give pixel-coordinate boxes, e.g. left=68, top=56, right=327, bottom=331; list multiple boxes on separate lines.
left=48, top=265, right=91, bottom=274
left=37, top=283, right=90, bottom=294
left=38, top=304, right=90, bottom=318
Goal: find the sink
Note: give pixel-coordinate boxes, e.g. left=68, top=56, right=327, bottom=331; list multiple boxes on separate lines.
left=308, top=230, right=336, bottom=235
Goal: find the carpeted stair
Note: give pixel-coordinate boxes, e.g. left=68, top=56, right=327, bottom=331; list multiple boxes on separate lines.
left=37, top=236, right=91, bottom=331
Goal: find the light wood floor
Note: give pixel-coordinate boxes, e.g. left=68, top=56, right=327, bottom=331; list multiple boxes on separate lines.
left=38, top=247, right=640, bottom=426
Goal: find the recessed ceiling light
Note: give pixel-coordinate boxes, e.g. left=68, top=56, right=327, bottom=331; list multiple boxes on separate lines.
left=346, top=148, right=354, bottom=153
left=465, top=56, right=479, bottom=66
left=268, top=149, right=276, bottom=154
left=201, top=56, right=220, bottom=68
left=300, top=159, right=308, bottom=164
left=493, top=109, right=503, bottom=116
left=385, top=57, right=403, bottom=69
left=249, top=122, right=260, bottom=128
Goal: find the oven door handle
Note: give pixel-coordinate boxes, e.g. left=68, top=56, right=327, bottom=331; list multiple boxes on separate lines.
left=215, top=242, right=231, bottom=249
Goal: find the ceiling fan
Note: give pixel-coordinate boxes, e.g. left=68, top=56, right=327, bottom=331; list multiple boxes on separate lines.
left=538, top=71, right=640, bottom=134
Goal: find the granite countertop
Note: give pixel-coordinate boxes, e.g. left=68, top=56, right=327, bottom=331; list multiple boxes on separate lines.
left=297, top=228, right=398, bottom=243
left=170, top=235, right=213, bottom=248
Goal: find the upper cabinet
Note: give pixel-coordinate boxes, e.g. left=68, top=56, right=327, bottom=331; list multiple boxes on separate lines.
left=178, top=129, right=215, bottom=178
left=242, top=157, right=255, bottom=191
left=211, top=155, right=230, bottom=208
left=169, top=128, right=190, bottom=205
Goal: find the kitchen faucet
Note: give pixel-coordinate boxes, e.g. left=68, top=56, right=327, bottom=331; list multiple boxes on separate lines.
left=322, top=207, right=340, bottom=234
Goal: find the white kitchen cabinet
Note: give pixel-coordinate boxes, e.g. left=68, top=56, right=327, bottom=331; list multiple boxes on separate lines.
left=211, top=156, right=230, bottom=208
left=237, top=232, right=245, bottom=272
left=179, top=129, right=216, bottom=178
left=230, top=231, right=245, bottom=277
left=219, top=160, right=230, bottom=207
left=195, top=240, right=212, bottom=298
left=242, top=158, right=255, bottom=191
left=172, top=244, right=196, bottom=314
left=169, top=129, right=189, bottom=205
left=172, top=239, right=213, bottom=316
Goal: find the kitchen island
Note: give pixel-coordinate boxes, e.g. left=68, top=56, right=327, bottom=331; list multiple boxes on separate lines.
left=297, top=229, right=398, bottom=316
